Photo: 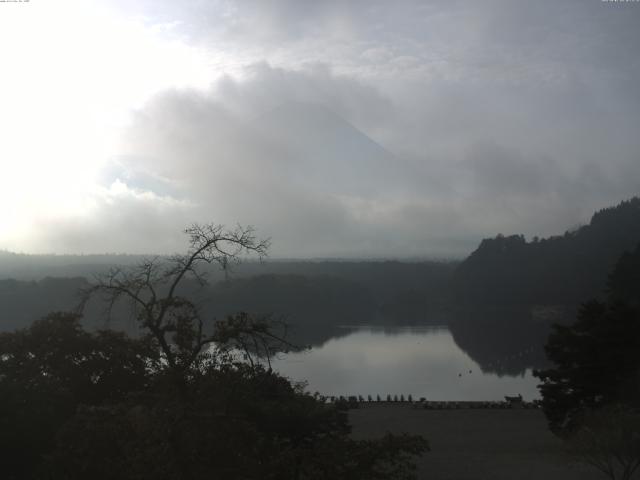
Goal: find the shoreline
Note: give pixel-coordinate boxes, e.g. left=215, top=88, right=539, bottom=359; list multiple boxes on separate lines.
left=327, top=396, right=540, bottom=409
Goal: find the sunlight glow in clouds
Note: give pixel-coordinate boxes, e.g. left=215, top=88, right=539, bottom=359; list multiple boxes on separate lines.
left=0, top=1, right=213, bottom=250
left=1, top=1, right=639, bottom=257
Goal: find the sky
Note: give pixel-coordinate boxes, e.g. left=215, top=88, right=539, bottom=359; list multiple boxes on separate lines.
left=0, top=0, right=639, bottom=258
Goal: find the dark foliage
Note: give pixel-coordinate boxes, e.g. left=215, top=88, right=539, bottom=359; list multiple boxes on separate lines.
left=0, top=224, right=427, bottom=479
left=449, top=198, right=640, bottom=376
left=0, top=263, right=456, bottom=338
left=0, top=312, right=427, bottom=480
left=0, top=277, right=90, bottom=331
left=608, top=243, right=640, bottom=308
left=0, top=312, right=157, bottom=480
left=453, top=197, right=640, bottom=308
left=535, top=243, right=640, bottom=435
left=49, top=363, right=427, bottom=480
left=566, top=405, right=640, bottom=480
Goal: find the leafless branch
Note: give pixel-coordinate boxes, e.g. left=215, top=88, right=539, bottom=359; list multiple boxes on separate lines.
left=78, top=223, right=274, bottom=375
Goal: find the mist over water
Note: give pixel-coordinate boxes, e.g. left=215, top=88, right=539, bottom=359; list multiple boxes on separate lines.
left=273, top=326, right=540, bottom=401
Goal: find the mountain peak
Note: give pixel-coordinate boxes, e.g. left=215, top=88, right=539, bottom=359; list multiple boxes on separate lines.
left=252, top=101, right=401, bottom=196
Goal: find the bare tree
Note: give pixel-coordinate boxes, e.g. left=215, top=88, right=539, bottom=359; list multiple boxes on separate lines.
left=567, top=405, right=640, bottom=480
left=79, top=223, right=286, bottom=374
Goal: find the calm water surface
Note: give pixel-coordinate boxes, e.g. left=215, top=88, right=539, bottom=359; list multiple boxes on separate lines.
left=272, top=326, right=540, bottom=401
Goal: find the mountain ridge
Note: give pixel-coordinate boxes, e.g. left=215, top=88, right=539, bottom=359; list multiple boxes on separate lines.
left=453, top=196, right=640, bottom=308
left=250, top=101, right=409, bottom=197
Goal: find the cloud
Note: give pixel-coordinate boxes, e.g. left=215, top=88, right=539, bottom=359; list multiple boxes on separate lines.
left=4, top=1, right=640, bottom=257
left=97, top=61, right=638, bottom=257
left=34, top=180, right=194, bottom=255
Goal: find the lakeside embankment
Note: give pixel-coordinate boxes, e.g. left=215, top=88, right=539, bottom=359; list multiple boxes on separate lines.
left=349, top=404, right=603, bottom=480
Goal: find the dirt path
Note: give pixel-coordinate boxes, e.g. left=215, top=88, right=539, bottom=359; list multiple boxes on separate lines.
left=349, top=404, right=603, bottom=480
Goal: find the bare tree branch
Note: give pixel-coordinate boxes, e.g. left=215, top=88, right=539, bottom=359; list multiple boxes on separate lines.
left=79, top=223, right=282, bottom=377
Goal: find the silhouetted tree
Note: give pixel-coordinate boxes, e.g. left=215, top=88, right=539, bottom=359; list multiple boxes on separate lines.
left=41, top=223, right=428, bottom=480
left=535, top=245, right=640, bottom=435
left=566, top=405, right=640, bottom=480
left=80, top=223, right=277, bottom=376
left=0, top=312, right=156, bottom=480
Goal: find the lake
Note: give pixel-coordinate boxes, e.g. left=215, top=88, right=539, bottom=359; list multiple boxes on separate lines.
left=272, top=326, right=541, bottom=401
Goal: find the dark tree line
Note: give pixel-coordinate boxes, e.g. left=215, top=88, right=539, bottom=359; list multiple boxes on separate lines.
left=0, top=262, right=456, bottom=338
left=0, top=224, right=427, bottom=480
left=535, top=242, right=640, bottom=435
left=453, top=197, right=640, bottom=308
left=447, top=197, right=640, bottom=376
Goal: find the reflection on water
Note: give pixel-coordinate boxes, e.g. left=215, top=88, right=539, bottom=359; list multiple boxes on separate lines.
left=447, top=307, right=553, bottom=377
left=272, top=326, right=541, bottom=401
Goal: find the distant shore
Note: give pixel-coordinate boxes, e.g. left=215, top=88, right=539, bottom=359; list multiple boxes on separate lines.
left=349, top=404, right=601, bottom=480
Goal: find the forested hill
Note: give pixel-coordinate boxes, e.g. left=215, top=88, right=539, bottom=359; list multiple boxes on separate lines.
left=0, top=261, right=457, bottom=337
left=452, top=197, right=640, bottom=308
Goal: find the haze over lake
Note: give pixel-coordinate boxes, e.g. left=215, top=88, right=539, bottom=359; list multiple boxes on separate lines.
left=273, top=326, right=540, bottom=401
